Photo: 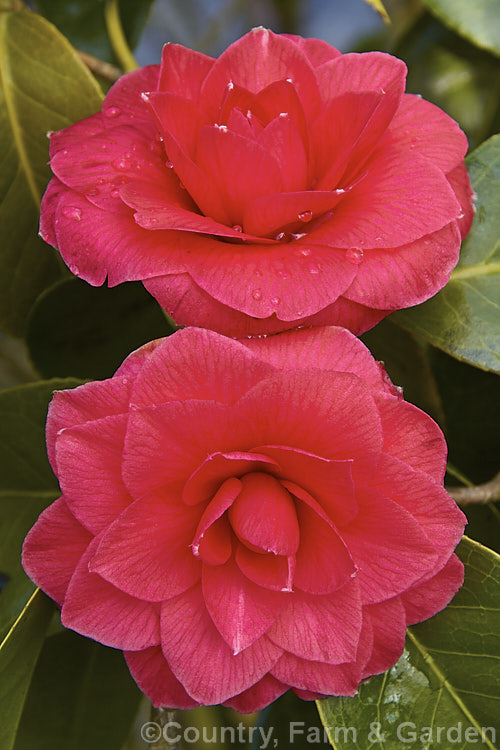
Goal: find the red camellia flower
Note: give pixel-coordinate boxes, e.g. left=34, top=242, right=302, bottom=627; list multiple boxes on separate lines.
left=23, top=326, right=465, bottom=711
left=40, top=29, right=474, bottom=337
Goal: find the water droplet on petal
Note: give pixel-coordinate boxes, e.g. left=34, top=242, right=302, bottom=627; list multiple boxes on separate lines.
left=104, top=106, right=121, bottom=118
left=254, top=269, right=262, bottom=277
left=112, top=157, right=131, bottom=171
left=295, top=247, right=311, bottom=257
left=110, top=189, right=120, bottom=198
left=62, top=206, right=82, bottom=221
left=166, top=160, right=174, bottom=169
left=395, top=385, right=404, bottom=400
left=84, top=187, right=99, bottom=197
left=345, top=247, right=364, bottom=265
left=270, top=296, right=280, bottom=305
left=232, top=224, right=243, bottom=232
left=298, top=210, right=312, bottom=223
left=69, top=263, right=80, bottom=274
left=308, top=263, right=320, bottom=274
left=252, top=288, right=262, bottom=301
left=141, top=216, right=160, bottom=228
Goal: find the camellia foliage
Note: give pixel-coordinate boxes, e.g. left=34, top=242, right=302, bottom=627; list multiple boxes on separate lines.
left=0, top=1, right=499, bottom=749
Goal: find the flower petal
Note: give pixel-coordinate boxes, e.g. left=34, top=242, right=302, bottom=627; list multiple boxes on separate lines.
left=158, top=43, right=214, bottom=102
left=401, top=553, right=464, bottom=626
left=362, top=596, right=406, bottom=677
left=161, top=585, right=283, bottom=704
left=125, top=647, right=199, bottom=708
left=224, top=675, right=287, bottom=712
left=184, top=453, right=277, bottom=506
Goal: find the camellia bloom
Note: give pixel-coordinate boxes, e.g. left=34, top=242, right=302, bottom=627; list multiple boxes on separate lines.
left=23, top=326, right=465, bottom=711
left=40, top=29, right=474, bottom=337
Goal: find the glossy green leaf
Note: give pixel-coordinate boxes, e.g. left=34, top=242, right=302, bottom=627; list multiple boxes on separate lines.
left=34, top=0, right=155, bottom=64
left=26, top=278, right=176, bottom=381
left=317, top=537, right=500, bottom=750
left=0, top=489, right=57, bottom=640
left=0, top=590, right=54, bottom=750
left=0, top=9, right=103, bottom=336
left=420, top=0, right=500, bottom=57
left=394, top=134, right=500, bottom=372
left=13, top=631, right=141, bottom=750
left=0, top=378, right=82, bottom=493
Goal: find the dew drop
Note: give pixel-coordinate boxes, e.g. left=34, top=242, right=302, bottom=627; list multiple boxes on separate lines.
left=345, top=247, right=364, bottom=265
left=298, top=210, right=312, bottom=223
left=395, top=385, right=404, bottom=401
left=61, top=205, right=82, bottom=221
left=252, top=288, right=262, bottom=301
left=232, top=224, right=243, bottom=232
left=141, top=216, right=160, bottom=228
left=276, top=231, right=293, bottom=242
left=277, top=270, right=288, bottom=279
left=104, top=106, right=121, bottom=118
left=295, top=247, right=311, bottom=257
left=166, top=160, right=174, bottom=169
left=110, top=189, right=120, bottom=198
left=308, top=263, right=320, bottom=274
left=254, top=269, right=263, bottom=277
left=69, top=263, right=80, bottom=275
left=84, top=187, right=99, bottom=197
left=270, top=296, right=280, bottom=305
left=112, top=157, right=131, bottom=171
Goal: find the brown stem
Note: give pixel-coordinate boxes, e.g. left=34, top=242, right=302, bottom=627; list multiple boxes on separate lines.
left=149, top=706, right=182, bottom=750
left=447, top=471, right=500, bottom=506
left=77, top=49, right=122, bottom=82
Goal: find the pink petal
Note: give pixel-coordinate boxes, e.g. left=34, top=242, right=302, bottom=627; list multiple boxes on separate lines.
left=370, top=454, right=465, bottom=575
left=46, top=376, right=131, bottom=473
left=49, top=112, right=104, bottom=157
left=89, top=489, right=201, bottom=601
left=310, top=144, right=461, bottom=249
left=271, top=652, right=361, bottom=696
left=373, top=391, right=447, bottom=481
left=125, top=647, right=198, bottom=708
left=342, top=222, right=461, bottom=309
left=55, top=414, right=132, bottom=533
left=39, top=178, right=65, bottom=246
left=121, top=400, right=248, bottom=499
left=145, top=92, right=231, bottom=224
left=253, top=445, right=357, bottom=527
left=62, top=538, right=160, bottom=650
left=197, top=516, right=233, bottom=566
left=200, top=28, right=321, bottom=121
left=234, top=370, right=383, bottom=477
left=268, top=582, right=362, bottom=663
left=401, top=553, right=464, bottom=625
left=52, top=190, right=189, bottom=287
left=243, top=189, right=346, bottom=237
left=191, top=477, right=242, bottom=555
left=195, top=125, right=283, bottom=224
left=202, top=558, right=284, bottom=653
left=129, top=327, right=274, bottom=410
left=101, top=65, right=160, bottom=134
left=292, top=499, right=355, bottom=594
left=256, top=114, right=308, bottom=194
left=224, top=674, right=287, bottom=712
left=50, top=124, right=169, bottom=214
left=362, top=596, right=406, bottom=677
left=312, top=89, right=400, bottom=190
left=447, top=162, right=474, bottom=239
left=229, top=473, right=299, bottom=555
left=316, top=51, right=406, bottom=105
left=158, top=43, right=214, bottom=102
left=389, top=94, right=468, bottom=173
left=22, top=497, right=92, bottom=606
left=114, top=338, right=164, bottom=379
left=252, top=79, right=309, bottom=145
left=243, top=326, right=389, bottom=394
left=341, top=487, right=439, bottom=604
left=236, top=543, right=295, bottom=592
left=122, top=180, right=269, bottom=242
left=161, top=585, right=283, bottom=704
left=184, top=453, right=277, bottom=507
left=284, top=35, right=341, bottom=66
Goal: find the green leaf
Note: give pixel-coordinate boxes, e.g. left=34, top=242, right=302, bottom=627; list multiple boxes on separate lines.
left=0, top=489, right=57, bottom=640
left=0, top=590, right=54, bottom=750
left=13, top=631, right=142, bottom=750
left=0, top=378, right=82, bottom=493
left=394, top=133, right=500, bottom=372
left=362, top=0, right=390, bottom=23
left=420, top=0, right=500, bottom=57
left=0, top=9, right=103, bottom=336
left=34, top=0, right=155, bottom=64
left=317, top=537, right=500, bottom=749
left=26, top=278, right=176, bottom=380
